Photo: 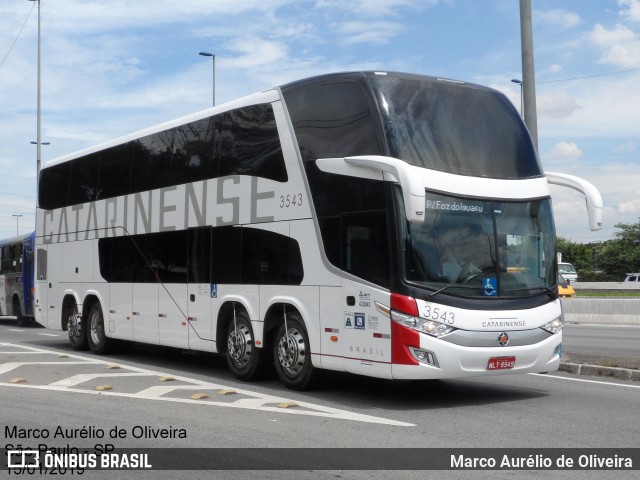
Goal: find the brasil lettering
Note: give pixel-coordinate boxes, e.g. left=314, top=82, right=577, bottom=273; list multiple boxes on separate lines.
left=40, top=176, right=278, bottom=244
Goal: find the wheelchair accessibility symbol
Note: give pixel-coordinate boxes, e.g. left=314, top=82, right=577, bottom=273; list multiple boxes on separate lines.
left=483, top=277, right=497, bottom=296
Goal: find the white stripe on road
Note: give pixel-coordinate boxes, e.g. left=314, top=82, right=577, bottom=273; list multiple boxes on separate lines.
left=530, top=372, right=640, bottom=389
left=0, top=343, right=414, bottom=427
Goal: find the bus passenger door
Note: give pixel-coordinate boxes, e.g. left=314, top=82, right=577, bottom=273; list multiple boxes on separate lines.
left=34, top=247, right=48, bottom=326
left=187, top=283, right=213, bottom=351
left=187, top=228, right=213, bottom=351
left=44, top=243, right=63, bottom=329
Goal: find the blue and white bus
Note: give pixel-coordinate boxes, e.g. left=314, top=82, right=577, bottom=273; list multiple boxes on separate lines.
left=34, top=72, right=602, bottom=389
left=0, top=231, right=35, bottom=326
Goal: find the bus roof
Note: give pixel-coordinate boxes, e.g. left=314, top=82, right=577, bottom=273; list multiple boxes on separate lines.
left=42, top=71, right=497, bottom=172
left=0, top=231, right=35, bottom=246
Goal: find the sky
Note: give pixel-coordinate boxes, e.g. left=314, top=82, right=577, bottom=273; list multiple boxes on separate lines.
left=1, top=0, right=639, bottom=243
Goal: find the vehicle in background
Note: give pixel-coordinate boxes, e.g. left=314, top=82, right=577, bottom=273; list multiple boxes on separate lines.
left=558, top=262, right=578, bottom=284
left=624, top=273, right=640, bottom=282
left=0, top=232, right=35, bottom=326
left=557, top=274, right=575, bottom=298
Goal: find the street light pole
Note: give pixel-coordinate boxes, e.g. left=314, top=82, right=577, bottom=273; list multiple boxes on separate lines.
left=13, top=215, right=23, bottom=235
left=519, top=0, right=539, bottom=151
left=28, top=0, right=43, bottom=179
left=198, top=51, right=215, bottom=106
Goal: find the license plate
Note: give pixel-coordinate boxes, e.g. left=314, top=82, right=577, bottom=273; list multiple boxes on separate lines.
left=487, top=356, right=516, bottom=370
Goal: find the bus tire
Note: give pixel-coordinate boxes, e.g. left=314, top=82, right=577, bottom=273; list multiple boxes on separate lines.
left=87, top=303, right=113, bottom=355
left=14, top=298, right=26, bottom=327
left=273, top=312, right=317, bottom=390
left=225, top=311, right=268, bottom=381
left=66, top=304, right=88, bottom=350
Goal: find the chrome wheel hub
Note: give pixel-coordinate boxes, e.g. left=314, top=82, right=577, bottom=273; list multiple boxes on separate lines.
left=228, top=324, right=252, bottom=367
left=277, top=328, right=305, bottom=376
left=67, top=315, right=81, bottom=340
left=89, top=312, right=102, bottom=345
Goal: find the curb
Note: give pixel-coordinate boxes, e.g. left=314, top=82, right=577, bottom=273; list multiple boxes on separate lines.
left=559, top=362, right=640, bottom=382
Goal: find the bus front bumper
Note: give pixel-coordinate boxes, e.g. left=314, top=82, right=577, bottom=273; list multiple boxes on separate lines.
left=391, top=331, right=562, bottom=380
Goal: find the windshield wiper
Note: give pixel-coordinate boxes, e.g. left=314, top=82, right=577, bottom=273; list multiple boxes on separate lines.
left=428, top=284, right=477, bottom=298
left=503, top=286, right=557, bottom=298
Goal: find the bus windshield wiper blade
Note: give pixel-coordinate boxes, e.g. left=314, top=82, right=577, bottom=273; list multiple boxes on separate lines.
left=428, top=284, right=476, bottom=298
left=503, top=286, right=557, bottom=298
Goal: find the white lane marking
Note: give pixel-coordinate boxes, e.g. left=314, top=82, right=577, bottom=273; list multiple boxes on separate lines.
left=0, top=351, right=46, bottom=354
left=0, top=380, right=414, bottom=424
left=135, top=385, right=185, bottom=399
left=0, top=343, right=414, bottom=427
left=49, top=372, right=152, bottom=387
left=530, top=373, right=640, bottom=390
left=566, top=324, right=640, bottom=329
left=38, top=333, right=61, bottom=337
left=0, top=361, right=95, bottom=375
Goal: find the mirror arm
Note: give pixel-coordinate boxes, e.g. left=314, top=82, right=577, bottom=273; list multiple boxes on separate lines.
left=546, top=171, right=603, bottom=231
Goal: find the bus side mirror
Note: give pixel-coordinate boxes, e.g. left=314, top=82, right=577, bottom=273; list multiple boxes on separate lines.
left=316, top=155, right=426, bottom=222
left=546, top=172, right=603, bottom=231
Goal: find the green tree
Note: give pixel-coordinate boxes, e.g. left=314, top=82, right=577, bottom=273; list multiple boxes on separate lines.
left=598, top=222, right=640, bottom=279
left=556, top=237, right=593, bottom=272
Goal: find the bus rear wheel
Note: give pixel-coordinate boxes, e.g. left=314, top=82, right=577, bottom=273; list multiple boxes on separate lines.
left=87, top=303, right=113, bottom=355
left=226, top=311, right=268, bottom=381
left=273, top=312, right=317, bottom=390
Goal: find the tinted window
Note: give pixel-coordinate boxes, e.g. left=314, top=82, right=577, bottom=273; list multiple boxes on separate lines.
left=0, top=243, right=23, bottom=274
left=99, top=226, right=303, bottom=285
left=174, top=119, right=216, bottom=185
left=211, top=227, right=242, bottom=284
left=134, top=129, right=176, bottom=192
left=99, top=144, right=132, bottom=199
left=188, top=227, right=211, bottom=284
left=39, top=104, right=287, bottom=210
left=242, top=228, right=303, bottom=285
left=217, top=105, right=287, bottom=181
left=282, top=79, right=390, bottom=287
left=319, top=212, right=389, bottom=288
left=68, top=154, right=100, bottom=205
left=38, top=162, right=70, bottom=210
left=99, top=231, right=187, bottom=283
left=283, top=81, right=382, bottom=162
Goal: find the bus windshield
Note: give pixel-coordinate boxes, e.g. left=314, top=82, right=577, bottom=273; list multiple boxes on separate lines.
left=400, top=190, right=557, bottom=298
left=372, top=74, right=542, bottom=179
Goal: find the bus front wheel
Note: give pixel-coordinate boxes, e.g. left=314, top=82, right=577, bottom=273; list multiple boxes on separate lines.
left=87, top=303, right=112, bottom=355
left=273, top=312, right=317, bottom=390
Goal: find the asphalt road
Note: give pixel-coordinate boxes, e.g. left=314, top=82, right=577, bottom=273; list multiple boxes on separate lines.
left=562, top=323, right=640, bottom=369
left=1, top=320, right=639, bottom=479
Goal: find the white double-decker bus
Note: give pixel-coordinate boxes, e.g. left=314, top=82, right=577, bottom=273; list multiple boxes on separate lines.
left=35, top=72, right=602, bottom=389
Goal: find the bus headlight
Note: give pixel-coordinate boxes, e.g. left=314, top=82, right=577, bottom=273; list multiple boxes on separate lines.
left=541, top=315, right=563, bottom=334
left=391, top=310, right=455, bottom=338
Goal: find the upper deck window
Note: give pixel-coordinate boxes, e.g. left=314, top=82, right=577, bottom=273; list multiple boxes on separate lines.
left=38, top=104, right=287, bottom=211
